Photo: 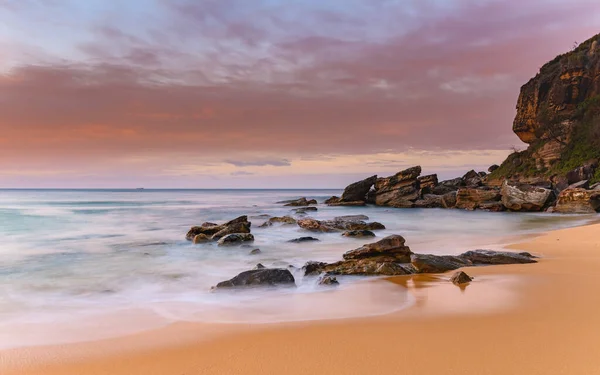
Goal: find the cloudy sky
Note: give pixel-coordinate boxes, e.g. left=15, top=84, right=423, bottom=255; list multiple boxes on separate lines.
left=1, top=0, right=599, bottom=188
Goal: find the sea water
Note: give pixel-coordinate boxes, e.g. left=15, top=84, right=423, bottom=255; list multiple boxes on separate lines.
left=0, top=189, right=594, bottom=349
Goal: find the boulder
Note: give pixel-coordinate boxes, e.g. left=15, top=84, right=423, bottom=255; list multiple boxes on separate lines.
left=211, top=221, right=251, bottom=239
left=312, top=259, right=415, bottom=276
left=450, top=271, right=473, bottom=285
left=318, top=275, right=339, bottom=286
left=303, top=261, right=328, bottom=275
left=293, top=207, right=318, bottom=214
left=432, top=177, right=464, bottom=195
left=441, top=191, right=458, bottom=208
left=284, top=197, right=318, bottom=207
left=249, top=248, right=262, bottom=255
left=340, top=175, right=377, bottom=202
left=217, top=233, right=255, bottom=246
left=259, top=216, right=297, bottom=227
left=459, top=250, right=537, bottom=265
left=418, top=174, right=439, bottom=194
left=373, top=166, right=422, bottom=207
left=414, top=194, right=443, bottom=208
left=192, top=234, right=211, bottom=244
left=554, top=188, right=600, bottom=213
left=213, top=268, right=296, bottom=289
left=298, top=218, right=385, bottom=232
left=186, top=222, right=225, bottom=240
left=327, top=201, right=367, bottom=207
left=324, top=196, right=341, bottom=204
left=297, top=218, right=338, bottom=232
left=479, top=202, right=506, bottom=212
left=186, top=216, right=250, bottom=241
left=343, top=235, right=412, bottom=262
left=501, top=181, right=553, bottom=212
left=288, top=236, right=320, bottom=243
left=410, top=254, right=472, bottom=273
left=463, top=170, right=483, bottom=187
left=488, top=164, right=500, bottom=173
left=342, top=230, right=376, bottom=238
left=455, top=188, right=501, bottom=210
left=566, top=160, right=598, bottom=185
left=224, top=216, right=249, bottom=226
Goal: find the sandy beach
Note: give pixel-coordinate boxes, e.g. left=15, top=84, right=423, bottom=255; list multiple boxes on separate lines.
left=3, top=222, right=600, bottom=375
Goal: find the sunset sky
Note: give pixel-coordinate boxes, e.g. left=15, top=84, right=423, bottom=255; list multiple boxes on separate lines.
left=1, top=0, right=600, bottom=188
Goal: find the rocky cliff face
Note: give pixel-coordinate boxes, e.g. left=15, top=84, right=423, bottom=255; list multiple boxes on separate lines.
left=513, top=34, right=600, bottom=144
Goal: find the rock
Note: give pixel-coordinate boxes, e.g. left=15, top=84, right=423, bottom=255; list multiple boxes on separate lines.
left=591, top=182, right=600, bottom=190
left=303, top=261, right=328, bottom=276
left=293, top=207, right=318, bottom=214
left=554, top=188, right=600, bottom=213
left=479, top=201, right=505, bottom=212
left=317, top=259, right=415, bottom=276
left=186, top=222, right=226, bottom=240
left=500, top=181, right=553, bottom=212
left=410, top=254, right=472, bottom=273
left=568, top=180, right=590, bottom=190
left=455, top=188, right=501, bottom=210
left=342, top=230, right=376, bottom=238
left=327, top=201, right=367, bottom=207
left=463, top=170, right=483, bottom=187
left=213, top=268, right=296, bottom=289
left=431, top=177, right=464, bottom=195
left=217, top=233, right=255, bottom=246
left=566, top=161, right=598, bottom=184
left=297, top=218, right=385, bottom=232
left=259, top=216, right=297, bottom=227
left=488, top=164, right=500, bottom=173
left=450, top=271, right=473, bottom=285
left=297, top=218, right=338, bottom=232
left=249, top=248, right=262, bottom=255
left=372, top=166, right=421, bottom=207
left=340, top=175, right=377, bottom=202
left=287, top=237, right=320, bottom=243
left=318, top=275, right=339, bottom=286
left=441, top=191, right=458, bottom=208
left=334, top=215, right=370, bottom=222
left=459, top=250, right=537, bottom=265
left=254, top=263, right=266, bottom=269
left=324, top=196, right=341, bottom=204
left=418, top=174, right=438, bottom=194
left=192, top=234, right=211, bottom=244
left=224, top=216, right=249, bottom=226
left=343, top=235, right=412, bottom=262
left=414, top=194, right=443, bottom=208
left=284, top=197, right=318, bottom=207
left=211, top=221, right=251, bottom=239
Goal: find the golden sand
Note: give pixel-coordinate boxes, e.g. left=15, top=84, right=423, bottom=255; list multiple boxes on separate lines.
left=3, top=223, right=600, bottom=375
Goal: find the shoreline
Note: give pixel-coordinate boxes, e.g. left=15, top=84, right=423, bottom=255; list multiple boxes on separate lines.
left=4, top=222, right=600, bottom=374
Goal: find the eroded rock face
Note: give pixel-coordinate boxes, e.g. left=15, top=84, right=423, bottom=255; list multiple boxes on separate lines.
left=213, top=268, right=296, bottom=289
left=373, top=166, right=422, bottom=207
left=441, top=191, right=458, bottom=208
left=501, top=181, right=553, bottom=212
left=554, top=188, right=600, bottom=213
left=410, top=254, right=471, bottom=273
left=342, top=235, right=412, bottom=262
left=513, top=34, right=600, bottom=144
left=418, top=174, right=438, bottom=194
left=432, top=178, right=464, bottom=195
left=455, top=188, right=501, bottom=210
left=287, top=236, right=320, bottom=243
left=340, top=175, right=377, bottom=202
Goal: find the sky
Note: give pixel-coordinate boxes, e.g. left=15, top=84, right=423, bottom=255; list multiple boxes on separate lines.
left=1, top=0, right=600, bottom=188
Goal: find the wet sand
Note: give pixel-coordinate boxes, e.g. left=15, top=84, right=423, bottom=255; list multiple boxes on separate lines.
left=3, top=223, right=600, bottom=375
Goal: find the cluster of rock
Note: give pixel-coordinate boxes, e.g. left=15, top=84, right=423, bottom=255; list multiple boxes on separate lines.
left=211, top=234, right=536, bottom=290
left=328, top=165, right=600, bottom=214
left=185, top=215, right=255, bottom=246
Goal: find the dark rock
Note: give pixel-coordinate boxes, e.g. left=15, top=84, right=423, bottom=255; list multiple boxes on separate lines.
left=318, top=259, right=416, bottom=276
left=192, top=234, right=211, bottom=244
left=418, top=174, right=439, bottom=194
left=288, top=236, right=320, bottom=243
left=343, top=235, right=412, bottom=262
left=249, top=248, right=262, bottom=255
left=568, top=180, right=590, bottom=190
left=324, top=196, right=341, bottom=204
left=432, top=177, right=464, bottom=195
left=488, top=164, right=500, bottom=173
left=455, top=188, right=501, bottom=210
left=213, top=268, right=296, bottom=289
left=303, top=261, right=328, bottom=276
left=217, top=233, right=255, bottom=246
left=259, top=216, right=297, bottom=227
left=411, top=254, right=472, bottom=273
left=327, top=201, right=367, bottom=207
left=298, top=218, right=385, bottom=232
left=225, top=216, right=249, bottom=226
left=334, top=215, right=370, bottom=222
left=186, top=223, right=225, bottom=240
left=318, top=275, right=339, bottom=286
left=441, top=191, right=458, bottom=208
left=459, top=250, right=537, bottom=265
left=373, top=166, right=421, bottom=207
left=414, top=194, right=443, bottom=208
left=463, top=170, right=483, bottom=187
left=450, top=271, right=473, bottom=285
left=284, top=197, right=318, bottom=207
left=340, top=175, right=377, bottom=202
left=297, top=218, right=338, bottom=232
left=342, top=230, right=376, bottom=238
left=293, top=207, right=318, bottom=214
left=554, top=188, right=600, bottom=213
left=212, top=221, right=251, bottom=239
left=501, top=180, right=553, bottom=212
left=254, top=263, right=266, bottom=269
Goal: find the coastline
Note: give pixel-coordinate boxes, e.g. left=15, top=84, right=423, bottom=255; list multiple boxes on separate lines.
left=4, top=222, right=600, bottom=375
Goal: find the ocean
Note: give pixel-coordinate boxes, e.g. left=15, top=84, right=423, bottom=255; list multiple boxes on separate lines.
left=0, top=189, right=594, bottom=349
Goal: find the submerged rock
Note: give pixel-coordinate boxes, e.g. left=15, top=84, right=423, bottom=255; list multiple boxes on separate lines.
left=342, top=230, right=376, bottom=238
left=213, top=268, right=296, bottom=290
left=283, top=197, right=318, bottom=207
left=254, top=263, right=266, bottom=269
left=303, top=261, right=328, bottom=275
left=343, top=235, right=412, bottom=262
left=217, top=233, right=255, bottom=246
left=297, top=218, right=385, bottom=232
left=455, top=188, right=501, bottom=210
left=249, top=248, right=262, bottom=255
left=187, top=216, right=251, bottom=241
left=212, top=221, right=251, bottom=239
left=410, top=254, right=471, bottom=273
left=293, top=207, right=318, bottom=214
left=287, top=236, right=320, bottom=243
left=259, top=216, right=297, bottom=227
left=450, top=271, right=473, bottom=285
left=318, top=275, right=339, bottom=286
left=316, top=259, right=415, bottom=276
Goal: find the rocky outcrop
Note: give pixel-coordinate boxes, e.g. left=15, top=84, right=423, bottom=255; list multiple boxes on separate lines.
left=455, top=188, right=501, bottom=210
left=418, top=174, right=438, bottom=194
left=340, top=175, right=377, bottom=202
left=212, top=221, right=252, bottom=239
left=410, top=254, right=471, bottom=273
left=259, top=216, right=297, bottom=227
left=213, top=268, right=296, bottom=290
left=217, top=233, right=254, bottom=246
left=554, top=188, right=600, bottom=213
left=459, top=250, right=536, bottom=265
left=431, top=177, right=463, bottom=195
left=414, top=194, right=443, bottom=208
left=500, top=181, right=553, bottom=211
left=372, top=166, right=422, bottom=207
left=186, top=216, right=251, bottom=241
left=283, top=197, right=318, bottom=206
left=450, top=271, right=473, bottom=285
left=297, top=218, right=385, bottom=232
left=342, top=230, right=376, bottom=238
left=342, top=235, right=412, bottom=263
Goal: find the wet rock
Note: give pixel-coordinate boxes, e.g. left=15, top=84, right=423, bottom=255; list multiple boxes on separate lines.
left=259, top=216, right=297, bottom=227
left=343, top=235, right=412, bottom=262
left=249, top=248, right=262, bottom=255
left=441, top=191, right=458, bottom=208
left=298, top=218, right=384, bottom=232
left=318, top=259, right=415, bottom=276
left=554, top=188, right=600, bottom=213
left=303, top=261, right=328, bottom=276
left=455, top=188, right=501, bottom=210
left=217, top=233, right=255, bottom=246
left=342, top=230, right=376, bottom=238
left=335, top=215, right=370, bottom=222
left=288, top=236, right=320, bottom=243
left=479, top=201, right=505, bottom=212
left=186, top=222, right=225, bottom=240
left=459, top=250, right=537, bottom=265
left=283, top=197, right=318, bottom=206
left=324, top=196, right=341, bottom=204
left=254, top=263, right=266, bottom=269
left=212, top=221, right=251, bottom=239
left=501, top=181, right=553, bottom=212
left=410, top=254, right=471, bottom=273
left=327, top=200, right=367, bottom=207
left=372, top=166, right=421, bottom=207
left=293, top=207, right=318, bottom=214
left=192, top=234, right=211, bottom=244
left=414, top=194, right=443, bottom=208
left=418, top=174, right=439, bottom=194
left=450, top=271, right=473, bottom=285
left=318, top=275, right=339, bottom=286
left=488, top=164, right=500, bottom=173
left=297, top=218, right=338, bottom=232
left=431, top=177, right=464, bottom=195
left=213, top=268, right=296, bottom=289
left=340, top=175, right=377, bottom=202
